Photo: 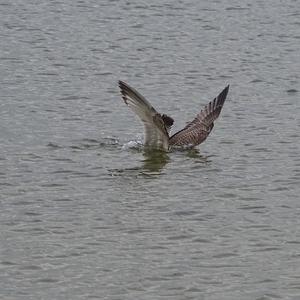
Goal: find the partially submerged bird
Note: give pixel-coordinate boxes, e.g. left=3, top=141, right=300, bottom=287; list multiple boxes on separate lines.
left=119, top=80, right=229, bottom=151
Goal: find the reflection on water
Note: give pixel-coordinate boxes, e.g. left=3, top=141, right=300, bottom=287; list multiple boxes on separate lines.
left=142, top=149, right=170, bottom=173
left=110, top=146, right=211, bottom=177
left=109, top=149, right=170, bottom=177
left=185, top=148, right=210, bottom=161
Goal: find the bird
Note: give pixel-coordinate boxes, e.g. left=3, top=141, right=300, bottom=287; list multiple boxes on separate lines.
left=118, top=80, right=229, bottom=151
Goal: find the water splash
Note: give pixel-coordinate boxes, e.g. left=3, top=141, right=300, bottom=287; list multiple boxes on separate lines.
left=121, top=140, right=143, bottom=151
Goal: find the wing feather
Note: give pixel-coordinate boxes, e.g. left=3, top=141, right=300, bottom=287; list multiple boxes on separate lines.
left=119, top=81, right=170, bottom=151
left=169, top=85, right=229, bottom=147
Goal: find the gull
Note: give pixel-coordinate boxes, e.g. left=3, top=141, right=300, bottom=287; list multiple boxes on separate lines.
left=118, top=80, right=229, bottom=151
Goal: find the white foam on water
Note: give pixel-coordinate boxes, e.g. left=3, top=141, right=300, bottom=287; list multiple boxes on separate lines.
left=121, top=140, right=143, bottom=151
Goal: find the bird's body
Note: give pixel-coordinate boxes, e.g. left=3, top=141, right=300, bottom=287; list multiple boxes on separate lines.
left=118, top=80, right=229, bottom=151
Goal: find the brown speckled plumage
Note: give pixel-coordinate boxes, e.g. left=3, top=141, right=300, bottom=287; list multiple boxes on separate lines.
left=118, top=80, right=229, bottom=151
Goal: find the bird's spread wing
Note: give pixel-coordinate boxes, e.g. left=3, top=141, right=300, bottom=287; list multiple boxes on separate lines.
left=119, top=81, right=173, bottom=151
left=169, top=85, right=229, bottom=147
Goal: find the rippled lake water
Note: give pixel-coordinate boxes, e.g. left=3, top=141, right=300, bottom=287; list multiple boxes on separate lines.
left=1, top=0, right=299, bottom=299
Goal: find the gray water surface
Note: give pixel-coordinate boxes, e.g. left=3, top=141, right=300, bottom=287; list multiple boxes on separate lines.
left=1, top=0, right=300, bottom=299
